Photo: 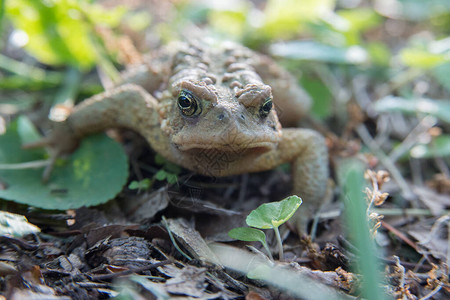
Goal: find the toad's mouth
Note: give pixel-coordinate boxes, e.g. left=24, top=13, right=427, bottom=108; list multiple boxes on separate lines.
left=173, top=141, right=277, bottom=152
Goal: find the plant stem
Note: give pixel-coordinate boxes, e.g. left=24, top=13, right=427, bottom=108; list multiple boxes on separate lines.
left=262, top=243, right=274, bottom=261
left=273, top=226, right=283, bottom=261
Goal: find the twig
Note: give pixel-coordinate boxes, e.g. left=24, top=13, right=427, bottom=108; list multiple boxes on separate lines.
left=88, top=260, right=171, bottom=282
left=356, top=124, right=415, bottom=200
left=0, top=236, right=40, bottom=251
left=373, top=208, right=449, bottom=217
left=419, top=283, right=443, bottom=300
left=388, top=115, right=437, bottom=163
left=380, top=220, right=419, bottom=252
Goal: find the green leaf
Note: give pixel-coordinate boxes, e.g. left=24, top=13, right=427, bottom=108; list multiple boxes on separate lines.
left=228, top=227, right=267, bottom=244
left=260, top=0, right=335, bottom=39
left=154, top=170, right=167, bottom=181
left=0, top=211, right=40, bottom=237
left=0, top=117, right=128, bottom=210
left=373, top=96, right=450, bottom=123
left=338, top=8, right=381, bottom=33
left=300, top=77, right=332, bottom=119
left=246, top=195, right=302, bottom=229
left=5, top=0, right=126, bottom=69
left=128, top=178, right=153, bottom=190
left=410, top=135, right=450, bottom=158
left=270, top=41, right=368, bottom=64
left=166, top=173, right=178, bottom=184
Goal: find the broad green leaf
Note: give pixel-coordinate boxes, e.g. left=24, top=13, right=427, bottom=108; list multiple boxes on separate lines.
left=410, top=135, right=450, bottom=158
left=374, top=96, right=450, bottom=123
left=0, top=211, right=40, bottom=237
left=228, top=227, right=267, bottom=244
left=0, top=117, right=128, bottom=210
left=270, top=41, right=368, bottom=64
left=246, top=196, right=302, bottom=229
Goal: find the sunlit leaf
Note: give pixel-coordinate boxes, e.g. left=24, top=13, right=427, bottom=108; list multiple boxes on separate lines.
left=374, top=96, right=450, bottom=123
left=400, top=48, right=447, bottom=69
left=261, top=0, right=335, bottom=39
left=246, top=195, right=302, bottom=229
left=5, top=0, right=126, bottom=69
left=0, top=117, right=128, bottom=210
left=338, top=8, right=381, bottom=33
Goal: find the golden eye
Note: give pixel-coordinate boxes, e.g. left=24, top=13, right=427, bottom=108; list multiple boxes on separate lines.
left=259, top=98, right=273, bottom=118
left=177, top=90, right=201, bottom=117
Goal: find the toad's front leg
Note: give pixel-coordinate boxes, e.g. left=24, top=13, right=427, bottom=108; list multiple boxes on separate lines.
left=25, top=84, right=166, bottom=181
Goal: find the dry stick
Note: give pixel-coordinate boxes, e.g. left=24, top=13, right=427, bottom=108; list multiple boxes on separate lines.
left=356, top=124, right=416, bottom=200
left=380, top=220, right=419, bottom=252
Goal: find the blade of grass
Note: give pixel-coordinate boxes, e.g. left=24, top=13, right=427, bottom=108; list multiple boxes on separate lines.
left=0, top=54, right=62, bottom=86
left=337, top=158, right=387, bottom=300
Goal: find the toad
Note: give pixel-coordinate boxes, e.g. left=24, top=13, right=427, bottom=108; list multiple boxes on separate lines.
left=32, top=40, right=328, bottom=233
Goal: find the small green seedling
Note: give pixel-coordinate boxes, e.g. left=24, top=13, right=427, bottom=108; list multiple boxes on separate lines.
left=228, top=227, right=273, bottom=260
left=128, top=178, right=153, bottom=191
left=154, top=154, right=181, bottom=184
left=228, top=195, right=302, bottom=261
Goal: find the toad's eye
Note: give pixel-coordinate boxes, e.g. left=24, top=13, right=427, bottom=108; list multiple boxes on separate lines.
left=259, top=98, right=273, bottom=118
left=177, top=90, right=201, bottom=117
